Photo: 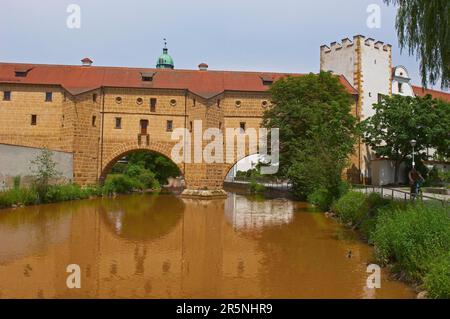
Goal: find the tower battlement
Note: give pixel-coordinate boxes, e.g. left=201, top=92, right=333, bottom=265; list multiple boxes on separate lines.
left=321, top=35, right=391, bottom=54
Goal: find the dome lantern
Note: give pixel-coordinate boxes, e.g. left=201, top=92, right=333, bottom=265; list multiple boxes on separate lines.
left=156, top=39, right=174, bottom=69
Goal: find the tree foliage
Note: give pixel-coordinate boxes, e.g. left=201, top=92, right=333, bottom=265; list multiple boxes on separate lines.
left=359, top=94, right=450, bottom=182
left=384, top=0, right=449, bottom=89
left=30, top=149, right=62, bottom=199
left=262, top=72, right=357, bottom=204
left=127, top=152, right=181, bottom=184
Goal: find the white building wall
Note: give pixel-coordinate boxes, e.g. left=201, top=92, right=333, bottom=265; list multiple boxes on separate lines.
left=360, top=39, right=392, bottom=119
left=392, top=66, right=415, bottom=96
left=320, top=37, right=356, bottom=87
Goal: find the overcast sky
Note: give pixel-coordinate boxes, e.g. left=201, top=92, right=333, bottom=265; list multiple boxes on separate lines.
left=0, top=0, right=437, bottom=88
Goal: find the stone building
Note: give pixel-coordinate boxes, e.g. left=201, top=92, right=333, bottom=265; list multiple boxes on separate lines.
left=0, top=37, right=448, bottom=192
left=321, top=35, right=450, bottom=185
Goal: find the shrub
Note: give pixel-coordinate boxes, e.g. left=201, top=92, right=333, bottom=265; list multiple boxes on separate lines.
left=370, top=202, right=450, bottom=281
left=44, top=184, right=91, bottom=202
left=250, top=180, right=265, bottom=194
left=424, top=252, right=450, bottom=299
left=13, top=176, right=21, bottom=190
left=332, top=191, right=367, bottom=225
left=0, top=187, right=39, bottom=208
left=308, top=187, right=333, bottom=211
left=103, top=174, right=140, bottom=195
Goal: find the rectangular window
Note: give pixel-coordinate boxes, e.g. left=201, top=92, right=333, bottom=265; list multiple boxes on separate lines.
left=45, top=92, right=53, bottom=102
left=93, top=94, right=98, bottom=103
left=193, top=98, right=196, bottom=107
left=31, top=114, right=37, bottom=125
left=219, top=122, right=222, bottom=130
left=189, top=121, right=193, bottom=132
left=150, top=98, right=157, bottom=112
left=115, top=117, right=122, bottom=129
left=217, top=99, right=221, bottom=107
left=3, top=91, right=11, bottom=101
left=92, top=116, right=97, bottom=127
left=166, top=120, right=173, bottom=132
left=398, top=82, right=403, bottom=93
left=240, top=122, right=246, bottom=133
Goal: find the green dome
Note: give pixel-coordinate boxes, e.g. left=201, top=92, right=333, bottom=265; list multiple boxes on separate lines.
left=156, top=48, right=174, bottom=69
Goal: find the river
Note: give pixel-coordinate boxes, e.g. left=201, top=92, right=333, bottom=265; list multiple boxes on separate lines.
left=0, top=192, right=415, bottom=298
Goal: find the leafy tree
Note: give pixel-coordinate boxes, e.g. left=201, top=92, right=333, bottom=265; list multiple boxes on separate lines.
left=359, top=94, right=450, bottom=183
left=384, top=0, right=449, bottom=89
left=262, top=71, right=357, bottom=204
left=127, top=152, right=180, bottom=184
left=30, top=149, right=61, bottom=199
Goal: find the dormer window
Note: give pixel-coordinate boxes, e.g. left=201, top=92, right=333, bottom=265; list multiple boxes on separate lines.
left=141, top=72, right=155, bottom=82
left=261, top=75, right=274, bottom=86
left=14, top=67, right=32, bottom=77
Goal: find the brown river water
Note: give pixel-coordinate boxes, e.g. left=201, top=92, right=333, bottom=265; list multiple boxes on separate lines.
left=0, top=192, right=415, bottom=299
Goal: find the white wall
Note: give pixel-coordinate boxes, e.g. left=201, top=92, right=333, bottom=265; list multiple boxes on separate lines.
left=371, top=159, right=407, bottom=186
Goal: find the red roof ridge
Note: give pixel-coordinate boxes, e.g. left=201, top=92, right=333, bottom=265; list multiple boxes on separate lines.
left=0, top=61, right=357, bottom=98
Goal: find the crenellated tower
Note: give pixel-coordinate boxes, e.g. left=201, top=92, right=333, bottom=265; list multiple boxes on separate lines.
left=320, top=35, right=392, bottom=181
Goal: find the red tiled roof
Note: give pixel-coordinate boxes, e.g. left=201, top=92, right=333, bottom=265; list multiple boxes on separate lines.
left=0, top=62, right=357, bottom=99
left=412, top=85, right=450, bottom=102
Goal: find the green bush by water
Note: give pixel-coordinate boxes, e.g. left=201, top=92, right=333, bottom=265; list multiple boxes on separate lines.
left=424, top=252, right=450, bottom=299
left=370, top=203, right=450, bottom=282
left=331, top=191, right=450, bottom=298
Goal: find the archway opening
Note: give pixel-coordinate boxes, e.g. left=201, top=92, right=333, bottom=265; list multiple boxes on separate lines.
left=101, top=150, right=184, bottom=193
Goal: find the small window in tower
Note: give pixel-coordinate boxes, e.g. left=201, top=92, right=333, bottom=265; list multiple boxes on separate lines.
left=93, top=94, right=98, bottom=103
left=166, top=120, right=173, bottom=132
left=3, top=91, right=11, bottom=101
left=115, top=117, right=122, bottom=129
left=398, top=82, right=403, bottom=93
left=189, top=121, right=193, bottom=132
left=374, top=59, right=377, bottom=64
left=235, top=100, right=242, bottom=108
left=45, top=92, right=53, bottom=102
left=193, top=98, right=196, bottom=107
left=369, top=92, right=372, bottom=97
left=150, top=98, right=157, bottom=112
left=115, top=96, right=122, bottom=104
left=219, top=122, right=222, bottom=130
left=239, top=122, right=246, bottom=133
left=92, top=116, right=97, bottom=127
left=170, top=99, right=177, bottom=106
left=136, top=97, right=143, bottom=105
left=217, top=99, right=221, bottom=107
left=31, top=114, right=37, bottom=126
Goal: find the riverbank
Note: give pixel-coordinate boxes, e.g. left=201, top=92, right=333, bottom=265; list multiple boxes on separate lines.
left=326, top=190, right=450, bottom=299
left=0, top=173, right=161, bottom=210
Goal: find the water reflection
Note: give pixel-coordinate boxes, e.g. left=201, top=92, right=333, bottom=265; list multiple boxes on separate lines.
left=100, top=194, right=184, bottom=241
left=0, top=193, right=415, bottom=299
left=225, top=193, right=294, bottom=230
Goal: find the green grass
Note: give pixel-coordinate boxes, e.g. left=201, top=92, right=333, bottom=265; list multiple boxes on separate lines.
left=331, top=190, right=450, bottom=298
left=370, top=202, right=450, bottom=282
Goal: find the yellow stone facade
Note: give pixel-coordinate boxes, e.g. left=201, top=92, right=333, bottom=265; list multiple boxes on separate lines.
left=0, top=81, right=361, bottom=191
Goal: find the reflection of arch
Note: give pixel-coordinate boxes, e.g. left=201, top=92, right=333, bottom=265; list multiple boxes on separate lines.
left=100, top=141, right=184, bottom=181
left=99, top=194, right=185, bottom=241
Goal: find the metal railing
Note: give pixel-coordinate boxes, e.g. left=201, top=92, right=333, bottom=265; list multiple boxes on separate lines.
left=354, top=184, right=449, bottom=206
left=225, top=177, right=293, bottom=192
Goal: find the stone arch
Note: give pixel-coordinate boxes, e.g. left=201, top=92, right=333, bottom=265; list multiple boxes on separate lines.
left=222, top=151, right=260, bottom=182
left=100, top=141, right=184, bottom=182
